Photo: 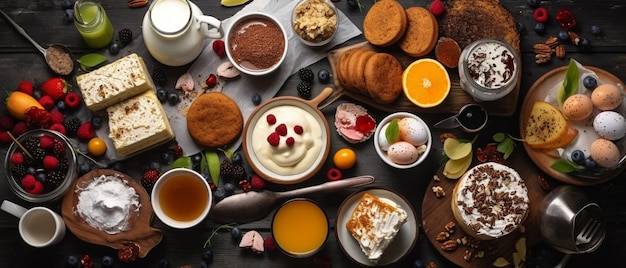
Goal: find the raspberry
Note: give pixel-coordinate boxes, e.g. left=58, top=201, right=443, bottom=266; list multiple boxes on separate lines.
left=43, top=156, right=59, bottom=170
left=64, top=92, right=82, bottom=109
left=205, top=74, right=217, bottom=88
left=21, top=174, right=37, bottom=191
left=118, top=28, right=133, bottom=45
left=11, top=152, right=24, bottom=165
left=326, top=168, right=342, bottom=181
left=238, top=179, right=252, bottom=192
left=0, top=131, right=10, bottom=143
left=49, top=123, right=67, bottom=135
left=40, top=135, right=55, bottom=149
left=77, top=122, right=95, bottom=140
left=429, top=0, right=445, bottom=16
left=141, top=169, right=160, bottom=191
left=285, top=137, right=295, bottom=147
left=28, top=180, right=44, bottom=194
left=266, top=114, right=277, bottom=125
left=0, top=115, right=15, bottom=131
left=267, top=132, right=280, bottom=146
left=38, top=95, right=55, bottom=110
left=250, top=174, right=266, bottom=189
left=274, top=123, right=287, bottom=136
left=533, top=7, right=549, bottom=23
left=293, top=125, right=303, bottom=134
left=17, top=80, right=34, bottom=95
left=11, top=122, right=28, bottom=137
left=172, top=145, right=183, bottom=158
left=263, top=237, right=277, bottom=252
left=212, top=40, right=226, bottom=57
left=297, top=67, right=314, bottom=83
left=49, top=110, right=64, bottom=125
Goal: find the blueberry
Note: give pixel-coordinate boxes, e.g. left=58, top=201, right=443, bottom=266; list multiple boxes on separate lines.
left=516, top=22, right=525, bottom=34
left=557, top=30, right=569, bottom=42
left=158, top=258, right=170, bottom=268
left=526, top=0, right=539, bottom=8
left=534, top=23, right=546, bottom=35
left=78, top=163, right=91, bottom=175
left=56, top=100, right=67, bottom=111
left=413, top=259, right=424, bottom=268
left=26, top=166, right=36, bottom=175
left=191, top=153, right=203, bottom=166
left=591, top=25, right=602, bottom=36
left=223, top=182, right=236, bottom=194
left=583, top=76, right=598, bottom=90
left=33, top=89, right=43, bottom=100
left=251, top=93, right=262, bottom=105
left=36, top=172, right=46, bottom=182
left=570, top=150, right=585, bottom=165
left=109, top=42, right=120, bottom=55
left=156, top=88, right=167, bottom=103
left=585, top=157, right=599, bottom=170
left=578, top=37, right=591, bottom=48
left=66, top=255, right=79, bottom=268
left=202, top=249, right=214, bottom=263
left=317, top=69, right=331, bottom=84
left=149, top=161, right=161, bottom=171
left=213, top=187, right=226, bottom=202
left=101, top=256, right=114, bottom=267
left=90, top=116, right=103, bottom=130
left=231, top=152, right=243, bottom=165
left=231, top=226, right=242, bottom=240
left=167, top=91, right=179, bottom=104
left=161, top=151, right=172, bottom=164
left=61, top=0, right=74, bottom=10
left=62, top=9, right=74, bottom=25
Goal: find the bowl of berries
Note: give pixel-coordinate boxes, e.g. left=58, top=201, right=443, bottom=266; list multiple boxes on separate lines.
left=5, top=129, right=77, bottom=203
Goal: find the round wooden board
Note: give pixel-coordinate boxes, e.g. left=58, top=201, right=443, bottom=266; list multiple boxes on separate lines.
left=61, top=169, right=163, bottom=258
left=421, top=153, right=548, bottom=267
left=519, top=66, right=626, bottom=186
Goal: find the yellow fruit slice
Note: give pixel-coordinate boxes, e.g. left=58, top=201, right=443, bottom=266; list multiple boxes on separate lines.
left=515, top=237, right=527, bottom=261
left=402, top=58, right=450, bottom=108
left=221, top=0, right=250, bottom=7
left=492, top=257, right=510, bottom=267
left=513, top=252, right=522, bottom=268
left=443, top=138, right=472, bottom=160
left=444, top=152, right=472, bottom=176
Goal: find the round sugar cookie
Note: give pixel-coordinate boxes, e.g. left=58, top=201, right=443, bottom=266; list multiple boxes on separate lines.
left=363, top=0, right=408, bottom=47
left=187, top=92, right=243, bottom=148
left=399, top=6, right=438, bottom=57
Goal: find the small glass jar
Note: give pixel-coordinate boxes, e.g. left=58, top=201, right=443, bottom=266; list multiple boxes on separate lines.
left=458, top=38, right=520, bottom=101
left=73, top=0, right=114, bottom=48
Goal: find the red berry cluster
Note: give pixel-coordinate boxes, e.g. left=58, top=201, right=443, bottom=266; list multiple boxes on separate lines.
left=264, top=114, right=304, bottom=147
left=476, top=143, right=506, bottom=164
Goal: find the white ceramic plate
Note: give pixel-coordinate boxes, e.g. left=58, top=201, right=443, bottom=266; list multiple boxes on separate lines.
left=335, top=188, right=418, bottom=266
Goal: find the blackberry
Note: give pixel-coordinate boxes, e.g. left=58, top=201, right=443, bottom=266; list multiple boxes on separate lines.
left=220, top=160, right=246, bottom=180
left=11, top=164, right=27, bottom=178
left=152, top=68, right=166, bottom=86
left=297, top=81, right=312, bottom=98
left=118, top=28, right=133, bottom=45
left=52, top=141, right=66, bottom=157
left=22, top=137, right=39, bottom=153
left=45, top=170, right=64, bottom=190
left=57, top=158, right=69, bottom=172
left=64, top=117, right=81, bottom=136
left=32, top=148, right=47, bottom=162
left=298, top=67, right=314, bottom=83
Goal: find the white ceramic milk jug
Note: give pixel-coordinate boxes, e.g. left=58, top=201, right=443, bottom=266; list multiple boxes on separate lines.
left=142, top=0, right=223, bottom=66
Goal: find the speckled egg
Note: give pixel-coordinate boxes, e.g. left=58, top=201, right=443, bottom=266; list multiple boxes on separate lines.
left=593, top=111, right=626, bottom=140
left=563, top=94, right=593, bottom=121
left=398, top=117, right=429, bottom=146
left=590, top=138, right=621, bottom=168
left=387, top=141, right=419, bottom=165
left=378, top=122, right=392, bottom=151
left=591, top=84, right=623, bottom=111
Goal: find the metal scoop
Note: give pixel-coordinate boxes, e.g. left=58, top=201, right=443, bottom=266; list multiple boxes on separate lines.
left=1, top=9, right=74, bottom=75
left=209, top=175, right=376, bottom=224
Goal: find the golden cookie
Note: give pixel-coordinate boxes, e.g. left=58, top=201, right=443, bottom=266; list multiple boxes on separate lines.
left=363, top=0, right=408, bottom=47
left=364, top=53, right=403, bottom=104
left=352, top=50, right=376, bottom=95
left=187, top=92, right=243, bottom=148
left=399, top=6, right=438, bottom=57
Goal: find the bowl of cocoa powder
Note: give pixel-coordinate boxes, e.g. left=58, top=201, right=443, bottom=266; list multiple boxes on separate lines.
left=225, top=12, right=288, bottom=76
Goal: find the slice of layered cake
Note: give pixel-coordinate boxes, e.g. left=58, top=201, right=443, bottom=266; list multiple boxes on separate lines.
left=77, top=53, right=154, bottom=111
left=107, top=90, right=174, bottom=157
left=345, top=192, right=408, bottom=264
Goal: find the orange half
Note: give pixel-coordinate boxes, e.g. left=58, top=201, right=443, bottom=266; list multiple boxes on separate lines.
left=402, top=58, right=451, bottom=108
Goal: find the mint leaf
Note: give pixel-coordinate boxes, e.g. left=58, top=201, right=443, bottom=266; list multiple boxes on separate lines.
left=558, top=59, right=579, bottom=106
left=493, top=133, right=506, bottom=142
left=385, top=119, right=400, bottom=145
left=173, top=156, right=191, bottom=168
left=205, top=150, right=220, bottom=186
left=550, top=158, right=580, bottom=173
left=77, top=53, right=107, bottom=71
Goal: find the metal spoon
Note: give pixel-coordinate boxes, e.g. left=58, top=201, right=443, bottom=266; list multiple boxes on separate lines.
left=209, top=175, right=376, bottom=224
left=0, top=9, right=74, bottom=75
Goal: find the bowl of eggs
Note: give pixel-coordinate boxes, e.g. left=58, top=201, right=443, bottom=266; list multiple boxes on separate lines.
left=374, top=112, right=432, bottom=169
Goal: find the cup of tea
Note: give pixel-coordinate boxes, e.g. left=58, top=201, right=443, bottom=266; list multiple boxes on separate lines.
left=1, top=200, right=66, bottom=247
left=271, top=198, right=329, bottom=258
left=151, top=168, right=212, bottom=229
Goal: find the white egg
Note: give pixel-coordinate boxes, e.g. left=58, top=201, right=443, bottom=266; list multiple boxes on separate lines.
left=378, top=122, right=392, bottom=151
left=387, top=141, right=419, bottom=165
left=399, top=117, right=429, bottom=146
left=593, top=111, right=626, bottom=140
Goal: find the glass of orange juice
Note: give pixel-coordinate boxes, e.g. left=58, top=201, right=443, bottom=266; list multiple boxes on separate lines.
left=271, top=198, right=329, bottom=258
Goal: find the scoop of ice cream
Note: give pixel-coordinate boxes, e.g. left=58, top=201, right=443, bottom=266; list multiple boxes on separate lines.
left=334, top=103, right=376, bottom=144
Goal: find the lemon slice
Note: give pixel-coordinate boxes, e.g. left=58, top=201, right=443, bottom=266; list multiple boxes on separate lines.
left=221, top=0, right=251, bottom=7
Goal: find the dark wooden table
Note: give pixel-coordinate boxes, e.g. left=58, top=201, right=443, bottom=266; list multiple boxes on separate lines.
left=1, top=0, right=625, bottom=267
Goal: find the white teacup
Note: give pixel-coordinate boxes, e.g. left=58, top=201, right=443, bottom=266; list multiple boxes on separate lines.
left=151, top=168, right=212, bottom=229
left=1, top=200, right=66, bottom=247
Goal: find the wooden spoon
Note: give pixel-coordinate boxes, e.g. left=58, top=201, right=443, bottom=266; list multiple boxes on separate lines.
left=209, top=175, right=376, bottom=224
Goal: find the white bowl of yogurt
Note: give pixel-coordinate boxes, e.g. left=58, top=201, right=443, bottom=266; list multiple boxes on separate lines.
left=243, top=87, right=333, bottom=184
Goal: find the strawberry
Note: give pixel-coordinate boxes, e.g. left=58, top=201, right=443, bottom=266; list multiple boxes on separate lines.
left=205, top=74, right=217, bottom=88
left=17, top=80, right=34, bottom=95
left=38, top=95, right=55, bottom=110
left=141, top=169, right=160, bottom=190
left=64, top=92, right=81, bottom=109
left=10, top=152, right=24, bottom=165
left=49, top=110, right=65, bottom=125
left=429, top=0, right=445, bottom=16
left=11, top=121, right=28, bottom=137
left=77, top=122, right=95, bottom=140
left=250, top=174, right=266, bottom=189
left=0, top=115, right=15, bottom=131
left=43, top=155, right=59, bottom=170
left=212, top=40, right=226, bottom=57
left=40, top=77, right=69, bottom=100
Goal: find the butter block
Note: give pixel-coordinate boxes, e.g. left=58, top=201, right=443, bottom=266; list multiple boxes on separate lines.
left=77, top=53, right=154, bottom=111
left=106, top=90, right=174, bottom=157
left=345, top=193, right=407, bottom=264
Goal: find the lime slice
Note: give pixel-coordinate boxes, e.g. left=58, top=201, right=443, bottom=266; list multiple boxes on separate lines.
left=221, top=0, right=250, bottom=7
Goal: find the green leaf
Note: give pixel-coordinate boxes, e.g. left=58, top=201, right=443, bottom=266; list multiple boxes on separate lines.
left=77, top=53, right=107, bottom=71
left=172, top=156, right=192, bottom=168
left=550, top=158, right=580, bottom=173
left=558, top=59, right=579, bottom=106
left=385, top=119, right=400, bottom=144
left=493, top=133, right=506, bottom=142
left=497, top=140, right=515, bottom=159
left=205, top=150, right=220, bottom=186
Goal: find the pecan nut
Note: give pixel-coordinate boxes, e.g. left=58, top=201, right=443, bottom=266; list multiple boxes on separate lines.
left=536, top=175, right=551, bottom=191
left=533, top=43, right=553, bottom=54
left=555, top=45, right=566, bottom=59
left=535, top=53, right=551, bottom=64
left=439, top=132, right=457, bottom=143
left=427, top=261, right=438, bottom=268
left=544, top=36, right=560, bottom=48
left=435, top=231, right=449, bottom=242
left=568, top=31, right=581, bottom=45
left=463, top=249, right=475, bottom=262
left=128, top=0, right=149, bottom=8
left=444, top=221, right=456, bottom=233
left=441, top=240, right=458, bottom=251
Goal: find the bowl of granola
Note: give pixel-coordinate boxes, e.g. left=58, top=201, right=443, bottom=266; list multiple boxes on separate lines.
left=292, top=0, right=338, bottom=46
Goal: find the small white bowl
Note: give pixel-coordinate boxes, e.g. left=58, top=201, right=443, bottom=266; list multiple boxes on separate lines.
left=151, top=168, right=212, bottom=229
left=373, top=112, right=432, bottom=169
left=225, top=12, right=288, bottom=76
left=292, top=0, right=338, bottom=46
